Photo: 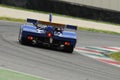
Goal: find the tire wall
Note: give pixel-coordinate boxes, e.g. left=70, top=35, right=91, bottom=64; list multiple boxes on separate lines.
left=0, top=0, right=120, bottom=24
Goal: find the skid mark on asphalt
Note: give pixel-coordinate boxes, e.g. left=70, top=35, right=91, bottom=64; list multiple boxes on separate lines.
left=75, top=46, right=120, bottom=67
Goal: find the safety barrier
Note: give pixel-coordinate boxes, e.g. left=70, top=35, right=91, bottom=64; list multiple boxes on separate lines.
left=0, top=0, right=120, bottom=24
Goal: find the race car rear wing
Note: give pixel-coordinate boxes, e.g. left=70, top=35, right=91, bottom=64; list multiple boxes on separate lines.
left=27, top=18, right=77, bottom=30
left=66, top=25, right=77, bottom=30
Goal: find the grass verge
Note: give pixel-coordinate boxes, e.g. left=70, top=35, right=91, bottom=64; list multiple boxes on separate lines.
left=0, top=16, right=120, bottom=35
left=0, top=16, right=25, bottom=22
left=78, top=27, right=120, bottom=35
left=0, top=4, right=120, bottom=26
left=109, top=52, right=120, bottom=61
left=0, top=68, right=46, bottom=80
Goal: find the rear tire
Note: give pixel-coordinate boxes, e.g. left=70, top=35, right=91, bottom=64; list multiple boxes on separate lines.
left=64, top=46, right=74, bottom=53
left=18, top=29, right=26, bottom=45
left=19, top=37, right=26, bottom=45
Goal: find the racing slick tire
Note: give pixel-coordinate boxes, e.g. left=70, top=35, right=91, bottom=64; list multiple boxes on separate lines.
left=18, top=29, right=26, bottom=45
left=64, top=46, right=74, bottom=53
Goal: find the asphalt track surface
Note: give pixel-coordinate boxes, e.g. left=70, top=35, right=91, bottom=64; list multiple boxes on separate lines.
left=0, top=20, right=120, bottom=80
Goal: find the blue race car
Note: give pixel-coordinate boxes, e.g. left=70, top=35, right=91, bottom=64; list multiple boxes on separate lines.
left=18, top=15, right=77, bottom=53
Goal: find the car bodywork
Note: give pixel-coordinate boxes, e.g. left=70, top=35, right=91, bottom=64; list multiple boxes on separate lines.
left=18, top=18, right=77, bottom=53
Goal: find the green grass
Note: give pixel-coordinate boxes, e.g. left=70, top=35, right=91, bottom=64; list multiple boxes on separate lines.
left=78, top=27, right=120, bottom=35
left=0, top=4, right=120, bottom=35
left=109, top=52, right=120, bottom=61
left=0, top=16, right=25, bottom=22
left=0, top=16, right=120, bottom=35
left=0, top=4, right=120, bottom=26
left=0, top=68, right=46, bottom=80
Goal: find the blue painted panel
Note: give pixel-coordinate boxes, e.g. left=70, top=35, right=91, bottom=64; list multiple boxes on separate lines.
left=62, top=31, right=76, bottom=39
left=21, top=25, right=37, bottom=33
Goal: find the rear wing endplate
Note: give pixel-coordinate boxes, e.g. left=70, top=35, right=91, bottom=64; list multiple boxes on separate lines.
left=66, top=25, right=77, bottom=30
